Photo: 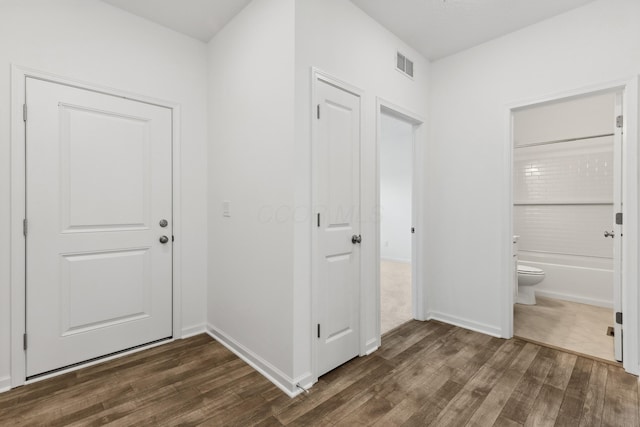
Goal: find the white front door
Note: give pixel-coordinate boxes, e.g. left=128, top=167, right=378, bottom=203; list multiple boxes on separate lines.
left=315, top=78, right=361, bottom=377
left=25, top=78, right=173, bottom=377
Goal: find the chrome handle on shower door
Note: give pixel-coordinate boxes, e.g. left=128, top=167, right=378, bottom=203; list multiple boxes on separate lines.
left=604, top=231, right=615, bottom=238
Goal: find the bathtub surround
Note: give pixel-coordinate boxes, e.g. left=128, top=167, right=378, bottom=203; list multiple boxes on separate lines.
left=513, top=92, right=616, bottom=308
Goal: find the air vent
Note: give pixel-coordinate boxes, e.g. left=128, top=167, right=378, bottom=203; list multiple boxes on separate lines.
left=396, top=52, right=414, bottom=78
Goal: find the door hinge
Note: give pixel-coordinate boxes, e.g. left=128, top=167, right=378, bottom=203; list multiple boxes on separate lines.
left=317, top=324, right=320, bottom=338
left=172, top=235, right=175, bottom=242
left=616, top=312, right=623, bottom=325
left=23, top=218, right=28, bottom=237
left=317, top=213, right=320, bottom=228
left=23, top=333, right=27, bottom=350
left=317, top=104, right=320, bottom=119
left=23, top=104, right=27, bottom=122
left=616, top=212, right=623, bottom=225
left=616, top=115, right=623, bottom=128
left=411, top=227, right=415, bottom=234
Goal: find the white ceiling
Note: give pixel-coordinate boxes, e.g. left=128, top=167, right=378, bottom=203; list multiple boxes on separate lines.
left=100, top=0, right=252, bottom=42
left=350, top=0, right=597, bottom=60
left=101, top=0, right=596, bottom=59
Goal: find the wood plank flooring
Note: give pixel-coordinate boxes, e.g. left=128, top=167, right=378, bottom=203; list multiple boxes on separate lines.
left=1, top=320, right=638, bottom=426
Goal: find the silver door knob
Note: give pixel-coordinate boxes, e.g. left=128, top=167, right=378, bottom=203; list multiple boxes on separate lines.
left=159, top=235, right=169, bottom=244
left=351, top=234, right=362, bottom=244
left=604, top=231, right=615, bottom=238
left=159, top=219, right=168, bottom=227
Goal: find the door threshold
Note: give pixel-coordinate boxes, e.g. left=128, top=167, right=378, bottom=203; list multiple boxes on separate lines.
left=513, top=335, right=622, bottom=367
left=26, top=337, right=173, bottom=383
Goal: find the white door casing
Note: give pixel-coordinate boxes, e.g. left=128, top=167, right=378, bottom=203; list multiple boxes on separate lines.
left=376, top=101, right=426, bottom=338
left=504, top=78, right=640, bottom=376
left=613, top=92, right=623, bottom=362
left=25, top=77, right=173, bottom=377
left=315, top=77, right=361, bottom=377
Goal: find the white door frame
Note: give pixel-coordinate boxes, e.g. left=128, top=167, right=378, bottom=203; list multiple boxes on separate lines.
left=9, top=65, right=183, bottom=387
left=375, top=98, right=426, bottom=345
left=502, top=76, right=639, bottom=375
left=310, top=68, right=364, bottom=382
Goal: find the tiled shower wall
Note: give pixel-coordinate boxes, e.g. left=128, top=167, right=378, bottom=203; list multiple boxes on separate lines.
left=514, top=138, right=614, bottom=259
left=513, top=93, right=616, bottom=307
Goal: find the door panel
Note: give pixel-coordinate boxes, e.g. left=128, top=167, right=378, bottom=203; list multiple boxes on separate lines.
left=60, top=104, right=150, bottom=231
left=26, top=78, right=172, bottom=377
left=316, top=79, right=361, bottom=377
left=60, top=249, right=151, bottom=336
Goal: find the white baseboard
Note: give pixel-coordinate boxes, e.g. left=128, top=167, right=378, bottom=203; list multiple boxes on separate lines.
left=534, top=290, right=613, bottom=309
left=365, top=338, right=379, bottom=355
left=0, top=376, right=11, bottom=393
left=181, top=323, right=206, bottom=339
left=427, top=311, right=503, bottom=338
left=206, top=324, right=308, bottom=398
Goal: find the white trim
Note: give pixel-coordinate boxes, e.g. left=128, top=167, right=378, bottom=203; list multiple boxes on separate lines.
left=310, top=68, right=364, bottom=385
left=375, top=97, right=427, bottom=341
left=9, top=64, right=184, bottom=388
left=503, top=76, right=639, bottom=375
left=206, top=324, right=308, bottom=398
left=533, top=290, right=613, bottom=309
left=181, top=324, right=207, bottom=339
left=0, top=377, right=10, bottom=393
left=622, top=76, right=639, bottom=375
left=365, top=340, right=379, bottom=356
left=427, top=311, right=502, bottom=338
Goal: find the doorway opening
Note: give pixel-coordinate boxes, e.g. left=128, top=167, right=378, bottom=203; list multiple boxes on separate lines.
left=379, top=111, right=413, bottom=333
left=511, top=90, right=623, bottom=363
left=377, top=103, right=423, bottom=336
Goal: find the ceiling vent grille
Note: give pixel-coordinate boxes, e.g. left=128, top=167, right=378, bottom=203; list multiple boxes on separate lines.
left=396, top=52, right=414, bottom=78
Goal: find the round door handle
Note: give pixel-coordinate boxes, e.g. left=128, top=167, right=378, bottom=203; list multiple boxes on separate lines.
left=351, top=234, right=362, bottom=244
left=159, top=219, right=168, bottom=228
left=604, top=231, right=615, bottom=238
left=159, top=235, right=169, bottom=244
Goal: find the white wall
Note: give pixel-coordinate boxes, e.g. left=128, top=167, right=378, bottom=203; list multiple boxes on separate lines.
left=426, top=0, right=640, bottom=338
left=207, top=0, right=297, bottom=393
left=293, top=0, right=429, bottom=383
left=0, top=0, right=208, bottom=390
left=380, top=113, right=413, bottom=263
left=514, top=93, right=615, bottom=307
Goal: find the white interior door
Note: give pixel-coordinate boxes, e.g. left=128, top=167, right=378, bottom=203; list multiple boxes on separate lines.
left=613, top=92, right=623, bottom=362
left=315, top=78, right=361, bottom=377
left=25, top=78, right=173, bottom=377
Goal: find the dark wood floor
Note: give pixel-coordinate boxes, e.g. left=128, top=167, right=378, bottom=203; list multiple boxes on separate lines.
left=1, top=320, right=638, bottom=426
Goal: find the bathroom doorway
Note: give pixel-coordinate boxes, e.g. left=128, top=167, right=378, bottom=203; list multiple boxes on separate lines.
left=378, top=105, right=421, bottom=335
left=511, top=90, right=623, bottom=363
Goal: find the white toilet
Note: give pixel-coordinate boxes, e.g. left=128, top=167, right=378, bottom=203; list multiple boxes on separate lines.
left=516, top=264, right=545, bottom=305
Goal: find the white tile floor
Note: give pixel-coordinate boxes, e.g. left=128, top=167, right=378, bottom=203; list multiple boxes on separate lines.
left=514, top=296, right=616, bottom=362
left=380, top=260, right=412, bottom=334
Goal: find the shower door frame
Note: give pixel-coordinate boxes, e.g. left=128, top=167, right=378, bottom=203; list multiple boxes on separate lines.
left=502, top=76, right=639, bottom=375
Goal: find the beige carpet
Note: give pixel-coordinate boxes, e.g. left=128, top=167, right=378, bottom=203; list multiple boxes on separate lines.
left=515, top=296, right=616, bottom=362
left=381, top=260, right=412, bottom=334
